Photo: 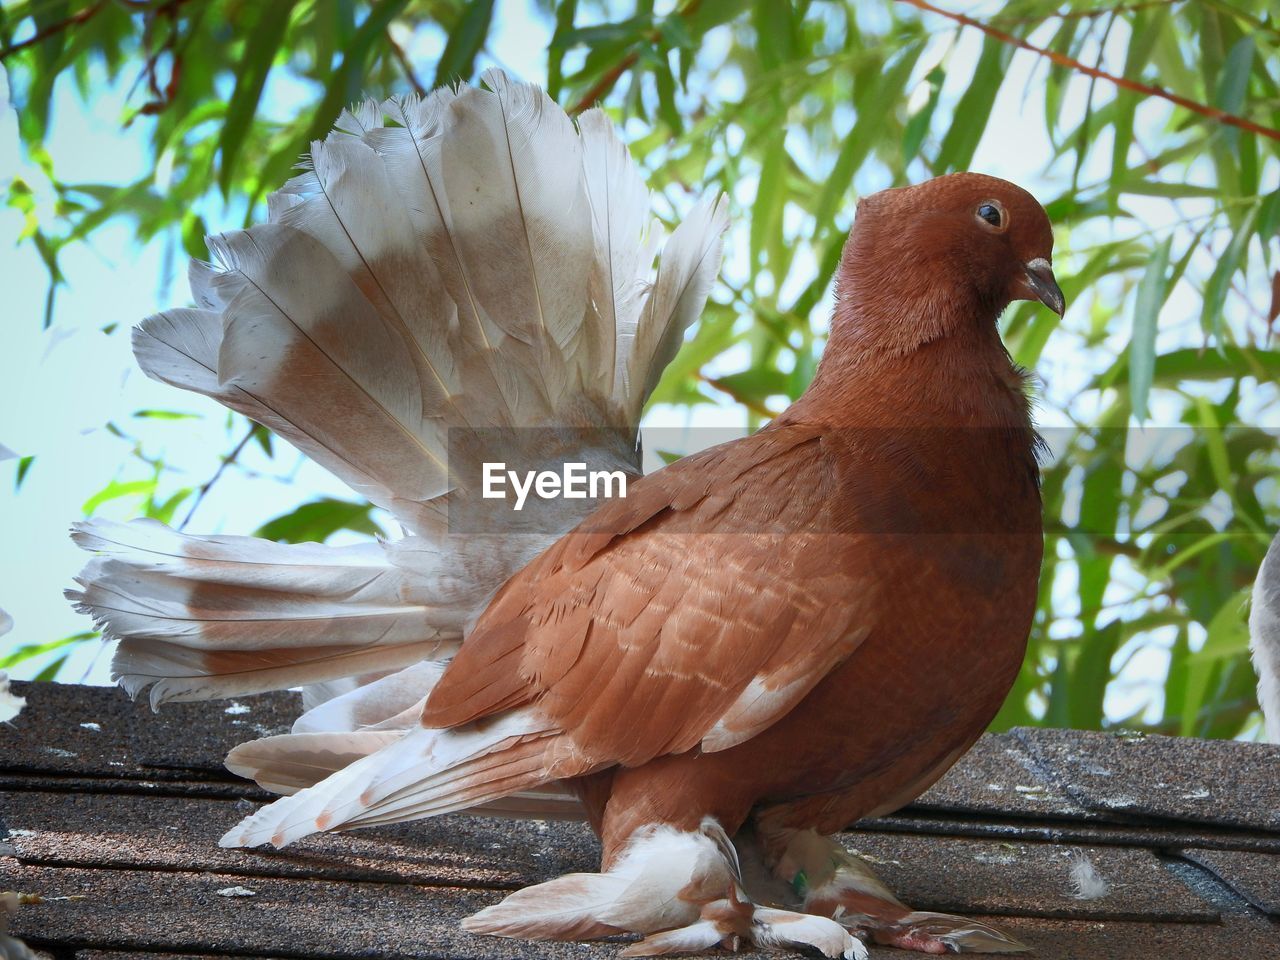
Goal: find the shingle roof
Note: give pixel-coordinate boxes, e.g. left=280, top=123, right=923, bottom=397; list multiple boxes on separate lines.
left=2, top=681, right=1278, bottom=959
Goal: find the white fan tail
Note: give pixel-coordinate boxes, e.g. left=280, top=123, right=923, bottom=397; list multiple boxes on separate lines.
left=71, top=72, right=726, bottom=728
left=133, top=71, right=726, bottom=534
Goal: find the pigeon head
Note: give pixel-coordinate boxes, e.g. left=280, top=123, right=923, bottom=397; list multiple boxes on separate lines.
left=834, top=173, right=1063, bottom=356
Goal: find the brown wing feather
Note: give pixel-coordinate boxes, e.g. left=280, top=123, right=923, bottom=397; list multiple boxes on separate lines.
left=421, top=424, right=877, bottom=772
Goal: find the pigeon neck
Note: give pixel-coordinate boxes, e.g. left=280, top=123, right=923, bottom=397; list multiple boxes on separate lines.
left=789, top=304, right=1033, bottom=431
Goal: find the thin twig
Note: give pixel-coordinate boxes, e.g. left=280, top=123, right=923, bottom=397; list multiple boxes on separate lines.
left=0, top=0, right=106, bottom=61
left=569, top=53, right=638, bottom=115
left=386, top=28, right=426, bottom=96
left=991, top=0, right=1180, bottom=25
left=566, top=0, right=703, bottom=115
left=896, top=0, right=1280, bottom=142
left=178, top=424, right=258, bottom=531
left=1071, top=11, right=1116, bottom=196
left=696, top=372, right=776, bottom=419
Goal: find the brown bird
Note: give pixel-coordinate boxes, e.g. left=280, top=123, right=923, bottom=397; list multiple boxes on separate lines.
left=71, top=74, right=1063, bottom=958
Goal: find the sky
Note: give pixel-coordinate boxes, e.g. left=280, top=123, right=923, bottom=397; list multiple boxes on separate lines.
left=0, top=1, right=1272, bottom=731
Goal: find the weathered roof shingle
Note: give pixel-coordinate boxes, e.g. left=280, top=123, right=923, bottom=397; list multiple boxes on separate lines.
left=2, top=682, right=1278, bottom=959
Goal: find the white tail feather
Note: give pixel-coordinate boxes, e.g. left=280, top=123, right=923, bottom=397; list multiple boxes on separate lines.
left=220, top=707, right=557, bottom=848
left=626, top=193, right=729, bottom=421
left=227, top=722, right=582, bottom=820
left=225, top=731, right=401, bottom=795
left=291, top=660, right=447, bottom=733
left=68, top=518, right=460, bottom=706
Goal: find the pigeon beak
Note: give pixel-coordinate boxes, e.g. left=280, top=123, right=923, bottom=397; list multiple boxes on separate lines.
left=1019, top=258, right=1065, bottom=317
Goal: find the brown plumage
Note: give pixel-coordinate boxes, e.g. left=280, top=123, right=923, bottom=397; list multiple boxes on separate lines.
left=421, top=172, right=1052, bottom=860
left=223, top=170, right=1063, bottom=957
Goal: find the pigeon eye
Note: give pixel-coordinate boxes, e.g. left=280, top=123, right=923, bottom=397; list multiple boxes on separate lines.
left=976, top=202, right=1004, bottom=228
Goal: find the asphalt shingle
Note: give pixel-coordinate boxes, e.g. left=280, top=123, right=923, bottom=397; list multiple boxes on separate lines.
left=3, top=682, right=1278, bottom=959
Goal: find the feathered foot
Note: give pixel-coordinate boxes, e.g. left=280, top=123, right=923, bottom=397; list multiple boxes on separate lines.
left=620, top=886, right=866, bottom=958
left=766, top=830, right=1029, bottom=955
left=462, top=819, right=866, bottom=959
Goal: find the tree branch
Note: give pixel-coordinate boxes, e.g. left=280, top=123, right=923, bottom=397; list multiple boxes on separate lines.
left=991, top=0, right=1180, bottom=25
left=386, top=28, right=426, bottom=96
left=569, top=53, right=638, bottom=115
left=178, top=424, right=259, bottom=531
left=0, top=1, right=106, bottom=62
left=697, top=372, right=776, bottom=419
left=897, top=0, right=1280, bottom=143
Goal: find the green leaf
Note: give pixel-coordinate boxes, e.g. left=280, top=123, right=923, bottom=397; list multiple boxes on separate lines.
left=15, top=455, right=34, bottom=490
left=147, top=488, right=195, bottom=525
left=1116, top=180, right=1219, bottom=200
left=82, top=478, right=157, bottom=516
left=1200, top=205, right=1257, bottom=339
left=1192, top=396, right=1233, bottom=494
left=814, top=42, right=922, bottom=233
left=902, top=66, right=943, bottom=163
left=219, top=1, right=298, bottom=196
left=181, top=211, right=208, bottom=260
left=714, top=367, right=791, bottom=403
left=547, top=0, right=579, bottom=100
left=252, top=424, right=274, bottom=457
left=1182, top=589, right=1251, bottom=735
left=1108, top=6, right=1167, bottom=206
left=935, top=36, right=1007, bottom=173
left=654, top=52, right=681, bottom=133
left=32, top=656, right=69, bottom=682
left=752, top=0, right=795, bottom=71
left=554, top=15, right=651, bottom=51
left=1099, top=346, right=1280, bottom=391
left=1070, top=622, right=1122, bottom=729
left=1213, top=37, right=1254, bottom=139
left=751, top=131, right=785, bottom=269
left=132, top=409, right=200, bottom=421
left=0, top=631, right=95, bottom=670
left=1129, top=234, right=1173, bottom=421
left=255, top=498, right=382, bottom=544
left=433, top=0, right=495, bottom=86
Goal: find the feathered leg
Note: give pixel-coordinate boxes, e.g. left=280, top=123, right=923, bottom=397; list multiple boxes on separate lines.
left=759, top=828, right=1029, bottom=955
left=463, top=818, right=867, bottom=959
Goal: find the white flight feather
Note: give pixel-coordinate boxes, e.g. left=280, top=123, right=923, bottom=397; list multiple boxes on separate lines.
left=626, top=192, right=730, bottom=421
left=270, top=134, right=460, bottom=407
left=225, top=731, right=402, bottom=795
left=578, top=108, right=652, bottom=400
left=1250, top=535, right=1280, bottom=742
left=291, top=660, right=448, bottom=734
left=220, top=706, right=554, bottom=848
left=131, top=309, right=396, bottom=508
left=213, top=223, right=447, bottom=510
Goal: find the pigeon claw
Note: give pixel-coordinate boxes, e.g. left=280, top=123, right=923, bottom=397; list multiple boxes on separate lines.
left=871, top=911, right=1031, bottom=955
left=622, top=895, right=868, bottom=959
